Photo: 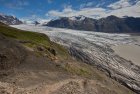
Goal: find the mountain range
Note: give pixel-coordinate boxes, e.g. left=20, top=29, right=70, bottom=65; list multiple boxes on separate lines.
left=1, top=13, right=140, bottom=33
left=0, top=14, right=22, bottom=25
left=46, top=15, right=140, bottom=33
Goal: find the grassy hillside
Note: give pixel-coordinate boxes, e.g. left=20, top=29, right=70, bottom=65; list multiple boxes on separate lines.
left=0, top=22, right=69, bottom=60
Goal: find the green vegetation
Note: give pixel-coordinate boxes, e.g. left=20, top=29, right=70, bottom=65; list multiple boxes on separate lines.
left=0, top=24, right=50, bottom=46
left=63, top=63, right=91, bottom=77
left=0, top=23, right=69, bottom=60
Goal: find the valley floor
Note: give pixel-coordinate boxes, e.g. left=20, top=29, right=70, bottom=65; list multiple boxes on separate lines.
left=112, top=44, right=140, bottom=66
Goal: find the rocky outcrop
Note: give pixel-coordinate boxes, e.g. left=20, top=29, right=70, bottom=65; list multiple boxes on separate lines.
left=46, top=15, right=140, bottom=33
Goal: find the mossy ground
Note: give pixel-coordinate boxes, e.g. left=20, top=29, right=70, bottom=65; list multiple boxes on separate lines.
left=0, top=24, right=69, bottom=60
left=63, top=62, right=91, bottom=77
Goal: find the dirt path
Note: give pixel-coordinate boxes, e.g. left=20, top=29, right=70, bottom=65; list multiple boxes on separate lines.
left=44, top=79, right=85, bottom=94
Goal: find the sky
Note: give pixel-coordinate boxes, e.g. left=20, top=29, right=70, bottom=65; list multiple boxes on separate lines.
left=0, top=0, right=140, bottom=23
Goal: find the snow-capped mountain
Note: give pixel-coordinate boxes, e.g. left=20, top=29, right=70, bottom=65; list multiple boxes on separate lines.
left=0, top=13, right=22, bottom=25
left=69, top=15, right=86, bottom=21
left=46, top=15, right=140, bottom=33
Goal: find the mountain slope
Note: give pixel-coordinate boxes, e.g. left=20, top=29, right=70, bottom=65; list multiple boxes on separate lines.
left=46, top=15, right=140, bottom=33
left=0, top=14, right=22, bottom=25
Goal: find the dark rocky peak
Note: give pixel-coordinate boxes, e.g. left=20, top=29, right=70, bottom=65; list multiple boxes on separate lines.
left=69, top=15, right=86, bottom=21
left=33, top=21, right=40, bottom=25
left=106, top=15, right=119, bottom=20
left=46, top=15, right=140, bottom=33
left=0, top=13, right=22, bottom=25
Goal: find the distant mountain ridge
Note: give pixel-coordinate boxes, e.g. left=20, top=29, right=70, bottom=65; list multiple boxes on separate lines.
left=0, top=14, right=22, bottom=25
left=46, top=15, right=140, bottom=33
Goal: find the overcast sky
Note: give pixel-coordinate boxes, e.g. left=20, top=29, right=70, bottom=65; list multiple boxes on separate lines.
left=0, top=0, right=140, bottom=22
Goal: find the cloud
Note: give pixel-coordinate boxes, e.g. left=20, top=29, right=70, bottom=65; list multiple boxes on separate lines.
left=108, top=0, right=132, bottom=9
left=46, top=7, right=107, bottom=19
left=107, top=1, right=140, bottom=17
left=20, top=15, right=50, bottom=24
left=46, top=0, right=140, bottom=19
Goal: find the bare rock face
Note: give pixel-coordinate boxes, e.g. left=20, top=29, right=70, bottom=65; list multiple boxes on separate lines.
left=0, top=34, right=26, bottom=70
